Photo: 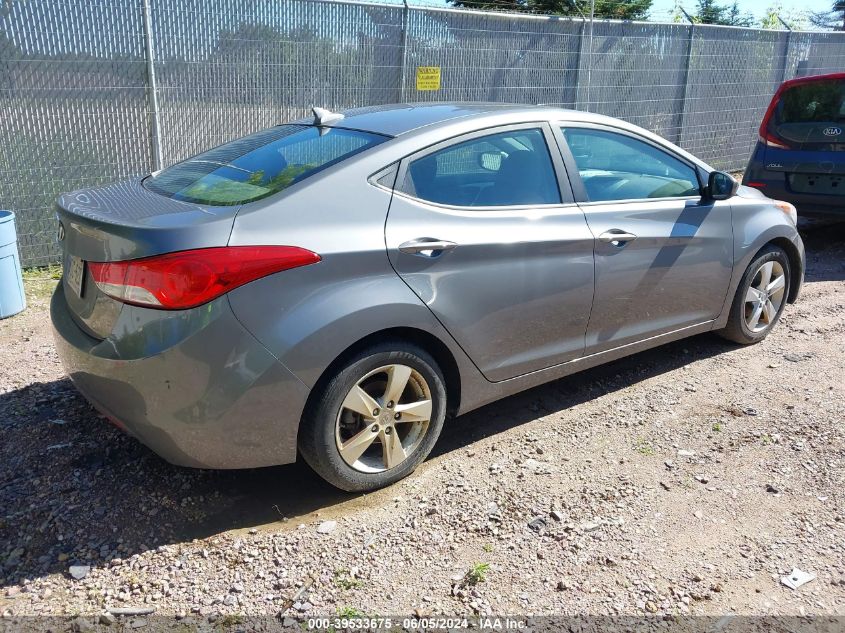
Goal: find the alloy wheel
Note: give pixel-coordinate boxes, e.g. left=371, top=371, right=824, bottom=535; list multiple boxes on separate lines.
left=335, top=364, right=432, bottom=473
left=744, top=260, right=786, bottom=333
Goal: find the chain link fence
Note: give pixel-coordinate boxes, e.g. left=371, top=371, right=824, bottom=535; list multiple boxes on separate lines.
left=2, top=0, right=845, bottom=267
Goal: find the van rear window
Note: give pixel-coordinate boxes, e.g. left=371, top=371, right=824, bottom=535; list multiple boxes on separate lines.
left=145, top=125, right=387, bottom=206
left=777, top=79, right=844, bottom=125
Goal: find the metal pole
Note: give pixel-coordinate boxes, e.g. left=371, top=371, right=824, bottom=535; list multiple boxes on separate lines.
left=777, top=14, right=793, bottom=84
left=399, top=0, right=410, bottom=102
left=676, top=8, right=695, bottom=148
left=142, top=0, right=163, bottom=171
left=584, top=0, right=595, bottom=112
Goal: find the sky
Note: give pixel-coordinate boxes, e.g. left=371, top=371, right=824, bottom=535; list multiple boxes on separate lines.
left=649, top=0, right=832, bottom=23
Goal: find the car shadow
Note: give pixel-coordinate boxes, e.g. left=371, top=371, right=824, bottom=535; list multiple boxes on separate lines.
left=798, top=217, right=845, bottom=282
left=1, top=217, right=842, bottom=587
left=0, top=331, right=731, bottom=587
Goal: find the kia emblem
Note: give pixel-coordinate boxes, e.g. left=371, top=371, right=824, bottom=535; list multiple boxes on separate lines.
left=822, top=127, right=842, bottom=136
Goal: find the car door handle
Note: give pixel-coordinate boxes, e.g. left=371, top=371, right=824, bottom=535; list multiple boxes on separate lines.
left=598, top=230, right=638, bottom=246
left=398, top=239, right=458, bottom=255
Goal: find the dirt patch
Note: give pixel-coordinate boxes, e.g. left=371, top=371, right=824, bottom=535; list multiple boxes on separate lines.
left=1, top=222, right=844, bottom=623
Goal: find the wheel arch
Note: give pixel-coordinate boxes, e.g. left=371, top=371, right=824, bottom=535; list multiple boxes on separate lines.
left=300, top=326, right=463, bottom=431
left=765, top=236, right=802, bottom=303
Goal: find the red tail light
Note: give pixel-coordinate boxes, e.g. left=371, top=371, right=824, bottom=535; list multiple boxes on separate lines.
left=89, top=246, right=320, bottom=310
left=759, top=82, right=791, bottom=150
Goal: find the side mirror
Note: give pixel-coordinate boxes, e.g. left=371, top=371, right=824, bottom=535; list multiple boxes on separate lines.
left=706, top=171, right=739, bottom=200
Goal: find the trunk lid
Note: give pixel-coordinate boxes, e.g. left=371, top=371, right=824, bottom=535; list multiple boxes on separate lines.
left=57, top=178, right=239, bottom=339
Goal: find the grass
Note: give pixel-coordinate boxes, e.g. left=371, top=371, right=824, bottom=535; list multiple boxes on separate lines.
left=712, top=422, right=723, bottom=432
left=482, top=543, right=493, bottom=553
left=219, top=614, right=243, bottom=627
left=465, top=562, right=490, bottom=586
left=336, top=606, right=364, bottom=618
left=333, top=568, right=362, bottom=590
left=634, top=438, right=655, bottom=456
left=21, top=264, right=62, bottom=302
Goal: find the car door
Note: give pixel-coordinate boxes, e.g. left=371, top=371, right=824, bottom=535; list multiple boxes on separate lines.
left=385, top=123, right=595, bottom=382
left=555, top=124, right=734, bottom=354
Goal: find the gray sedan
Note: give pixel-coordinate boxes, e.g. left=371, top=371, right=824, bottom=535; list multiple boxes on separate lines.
left=51, top=103, right=805, bottom=491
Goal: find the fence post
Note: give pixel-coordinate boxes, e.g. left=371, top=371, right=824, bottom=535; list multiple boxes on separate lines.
left=571, top=17, right=588, bottom=110
left=142, top=0, right=163, bottom=171
left=583, top=0, right=595, bottom=112
left=398, top=0, right=410, bottom=102
left=676, top=9, right=695, bottom=148
left=778, top=15, right=793, bottom=84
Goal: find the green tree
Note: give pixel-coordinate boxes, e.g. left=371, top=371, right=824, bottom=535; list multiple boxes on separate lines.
left=450, top=0, right=652, bottom=20
left=694, top=0, right=754, bottom=25
left=809, top=0, right=845, bottom=30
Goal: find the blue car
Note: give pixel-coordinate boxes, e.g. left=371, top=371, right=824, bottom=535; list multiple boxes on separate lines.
left=743, top=72, right=844, bottom=217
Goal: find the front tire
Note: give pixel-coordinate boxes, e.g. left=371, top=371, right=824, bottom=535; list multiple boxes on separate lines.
left=298, top=341, right=447, bottom=492
left=716, top=244, right=791, bottom=345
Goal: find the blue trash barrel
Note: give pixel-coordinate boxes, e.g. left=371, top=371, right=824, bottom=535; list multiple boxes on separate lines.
left=0, top=210, right=27, bottom=319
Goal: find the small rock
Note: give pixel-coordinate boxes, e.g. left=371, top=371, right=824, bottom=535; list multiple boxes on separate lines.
left=580, top=521, right=601, bottom=532
left=766, top=484, right=780, bottom=494
left=694, top=511, right=704, bottom=519
left=99, top=613, right=116, bottom=626
left=550, top=510, right=564, bottom=522
left=677, top=449, right=695, bottom=457
left=69, top=565, right=90, bottom=580
left=527, top=516, right=547, bottom=533
left=556, top=581, right=569, bottom=591
left=694, top=474, right=710, bottom=484
left=316, top=521, right=337, bottom=534
left=231, top=583, right=244, bottom=593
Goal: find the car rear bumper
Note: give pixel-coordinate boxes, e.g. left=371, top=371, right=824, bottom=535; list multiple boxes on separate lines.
left=50, top=285, right=310, bottom=469
left=743, top=177, right=845, bottom=216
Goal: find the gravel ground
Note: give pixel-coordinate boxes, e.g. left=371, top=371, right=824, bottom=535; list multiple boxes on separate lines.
left=1, top=220, right=844, bottom=628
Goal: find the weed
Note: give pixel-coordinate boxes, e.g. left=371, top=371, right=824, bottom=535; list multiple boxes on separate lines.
left=634, top=438, right=655, bottom=456
left=465, top=562, right=490, bottom=586
left=336, top=606, right=364, bottom=618
left=334, top=568, right=362, bottom=590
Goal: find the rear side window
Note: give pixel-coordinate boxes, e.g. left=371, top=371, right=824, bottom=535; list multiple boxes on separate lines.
left=561, top=128, right=700, bottom=202
left=402, top=128, right=561, bottom=207
left=145, top=125, right=387, bottom=206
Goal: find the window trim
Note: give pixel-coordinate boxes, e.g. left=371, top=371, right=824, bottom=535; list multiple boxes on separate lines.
left=392, top=122, right=576, bottom=211
left=551, top=122, right=705, bottom=206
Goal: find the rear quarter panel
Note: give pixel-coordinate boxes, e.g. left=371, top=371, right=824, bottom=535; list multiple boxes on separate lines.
left=226, top=151, right=488, bottom=408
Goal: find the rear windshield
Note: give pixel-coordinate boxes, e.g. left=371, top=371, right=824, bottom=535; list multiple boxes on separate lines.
left=145, top=125, right=388, bottom=206
left=776, top=79, right=844, bottom=125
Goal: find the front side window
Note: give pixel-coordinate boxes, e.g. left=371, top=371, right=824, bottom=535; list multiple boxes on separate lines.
left=561, top=128, right=700, bottom=202
left=403, top=128, right=561, bottom=207
left=145, top=125, right=387, bottom=206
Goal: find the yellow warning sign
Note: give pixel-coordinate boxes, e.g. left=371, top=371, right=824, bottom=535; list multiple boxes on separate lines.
left=416, top=66, right=441, bottom=91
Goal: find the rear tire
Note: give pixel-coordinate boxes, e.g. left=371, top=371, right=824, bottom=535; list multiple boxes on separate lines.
left=716, top=244, right=791, bottom=345
left=298, top=341, right=447, bottom=492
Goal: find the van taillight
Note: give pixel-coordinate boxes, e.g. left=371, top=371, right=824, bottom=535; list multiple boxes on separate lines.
left=89, top=246, right=320, bottom=310
left=759, top=84, right=791, bottom=150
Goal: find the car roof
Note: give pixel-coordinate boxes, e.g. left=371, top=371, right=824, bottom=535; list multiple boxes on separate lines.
left=309, top=102, right=595, bottom=137
left=779, top=72, right=845, bottom=90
